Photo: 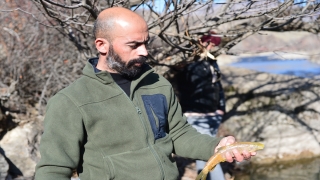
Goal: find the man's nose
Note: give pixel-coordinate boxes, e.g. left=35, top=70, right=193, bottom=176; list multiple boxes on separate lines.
left=137, top=44, right=148, bottom=56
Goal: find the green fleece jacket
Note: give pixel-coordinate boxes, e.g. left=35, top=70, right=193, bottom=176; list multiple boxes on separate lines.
left=35, top=58, right=222, bottom=180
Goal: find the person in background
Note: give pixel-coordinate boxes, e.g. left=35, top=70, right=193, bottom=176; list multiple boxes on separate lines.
left=35, top=8, right=255, bottom=180
left=176, top=30, right=226, bottom=180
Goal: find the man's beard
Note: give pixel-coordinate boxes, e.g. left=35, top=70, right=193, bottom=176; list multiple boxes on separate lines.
left=106, top=45, right=147, bottom=79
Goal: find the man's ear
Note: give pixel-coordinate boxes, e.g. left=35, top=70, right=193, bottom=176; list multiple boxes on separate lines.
left=95, top=38, right=109, bottom=54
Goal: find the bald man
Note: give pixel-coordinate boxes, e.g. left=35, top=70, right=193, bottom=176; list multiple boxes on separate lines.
left=35, top=7, right=255, bottom=180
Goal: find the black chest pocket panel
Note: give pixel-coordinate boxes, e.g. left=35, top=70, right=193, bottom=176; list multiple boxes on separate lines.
left=142, top=94, right=168, bottom=140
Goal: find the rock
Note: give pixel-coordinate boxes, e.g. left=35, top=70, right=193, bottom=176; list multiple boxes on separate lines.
left=218, top=66, right=320, bottom=164
left=0, top=153, right=9, bottom=179
left=0, top=118, right=43, bottom=179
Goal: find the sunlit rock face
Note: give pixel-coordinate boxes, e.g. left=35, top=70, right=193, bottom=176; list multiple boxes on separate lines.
left=0, top=118, right=42, bottom=179
left=218, top=66, right=320, bottom=164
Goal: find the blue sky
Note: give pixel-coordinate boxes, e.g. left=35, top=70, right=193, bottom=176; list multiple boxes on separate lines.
left=132, top=0, right=310, bottom=11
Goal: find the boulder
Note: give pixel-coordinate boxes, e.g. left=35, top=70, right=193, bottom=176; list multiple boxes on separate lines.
left=0, top=153, right=9, bottom=179
left=0, top=118, right=43, bottom=179
left=218, top=66, right=320, bottom=164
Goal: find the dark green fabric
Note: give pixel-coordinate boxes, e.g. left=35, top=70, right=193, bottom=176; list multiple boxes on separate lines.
left=35, top=58, right=222, bottom=180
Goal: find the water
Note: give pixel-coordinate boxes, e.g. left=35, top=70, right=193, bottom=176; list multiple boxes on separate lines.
left=229, top=56, right=320, bottom=78
left=234, top=158, right=320, bottom=180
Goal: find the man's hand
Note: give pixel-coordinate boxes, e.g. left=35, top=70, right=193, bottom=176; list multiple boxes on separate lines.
left=215, top=136, right=257, bottom=163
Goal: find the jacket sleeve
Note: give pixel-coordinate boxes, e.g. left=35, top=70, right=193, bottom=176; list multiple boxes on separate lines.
left=167, top=86, right=222, bottom=161
left=35, top=93, right=85, bottom=180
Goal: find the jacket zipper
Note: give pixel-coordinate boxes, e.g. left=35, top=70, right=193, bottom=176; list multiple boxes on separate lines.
left=135, top=106, right=165, bottom=179
left=115, top=84, right=165, bottom=179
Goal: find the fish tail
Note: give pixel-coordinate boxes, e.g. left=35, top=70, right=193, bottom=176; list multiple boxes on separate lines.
left=196, top=168, right=209, bottom=180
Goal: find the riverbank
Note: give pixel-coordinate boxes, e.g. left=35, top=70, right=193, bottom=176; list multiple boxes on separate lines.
left=227, top=31, right=320, bottom=64
left=217, top=30, right=320, bottom=68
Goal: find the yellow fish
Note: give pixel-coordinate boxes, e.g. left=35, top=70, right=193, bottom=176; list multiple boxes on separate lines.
left=196, top=142, right=264, bottom=180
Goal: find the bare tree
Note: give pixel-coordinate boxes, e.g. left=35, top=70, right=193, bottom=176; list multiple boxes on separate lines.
left=29, top=0, right=320, bottom=64
left=0, top=0, right=85, bottom=116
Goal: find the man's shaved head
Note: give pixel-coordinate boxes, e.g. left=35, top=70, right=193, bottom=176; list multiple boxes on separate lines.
left=94, top=7, right=149, bottom=78
left=93, top=7, right=147, bottom=42
left=93, top=13, right=115, bottom=41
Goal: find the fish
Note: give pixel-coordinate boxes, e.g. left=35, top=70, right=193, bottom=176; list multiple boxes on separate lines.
left=196, top=142, right=264, bottom=180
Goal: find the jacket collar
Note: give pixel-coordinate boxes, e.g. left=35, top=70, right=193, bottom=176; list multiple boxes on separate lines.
left=83, top=57, right=154, bottom=86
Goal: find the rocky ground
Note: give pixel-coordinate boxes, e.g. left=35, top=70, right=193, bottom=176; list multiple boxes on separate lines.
left=176, top=68, right=320, bottom=180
